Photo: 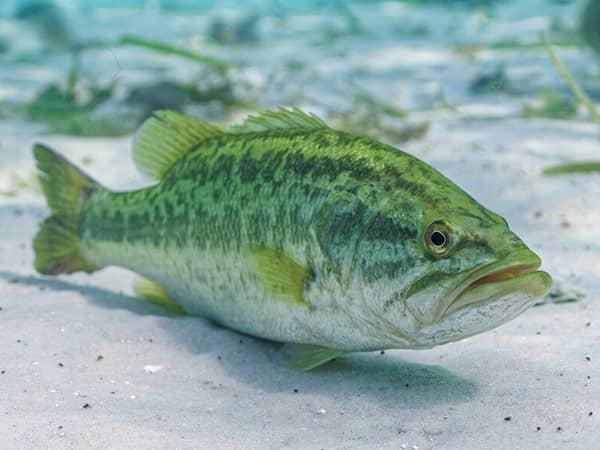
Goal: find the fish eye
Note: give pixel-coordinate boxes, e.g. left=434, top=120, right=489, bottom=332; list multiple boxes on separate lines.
left=425, top=221, right=452, bottom=256
left=430, top=230, right=447, bottom=247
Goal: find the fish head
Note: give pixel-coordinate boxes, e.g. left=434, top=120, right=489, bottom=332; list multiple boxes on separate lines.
left=353, top=191, right=552, bottom=349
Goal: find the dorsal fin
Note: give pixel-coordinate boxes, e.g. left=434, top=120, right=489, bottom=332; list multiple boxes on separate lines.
left=229, top=107, right=328, bottom=134
left=133, top=110, right=224, bottom=180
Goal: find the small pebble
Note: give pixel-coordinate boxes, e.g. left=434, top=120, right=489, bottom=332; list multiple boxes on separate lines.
left=504, top=417, right=511, bottom=422
left=96, top=355, right=103, bottom=361
left=143, top=365, right=163, bottom=374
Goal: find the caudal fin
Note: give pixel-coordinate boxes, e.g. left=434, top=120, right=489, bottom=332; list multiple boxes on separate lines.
left=33, top=144, right=101, bottom=275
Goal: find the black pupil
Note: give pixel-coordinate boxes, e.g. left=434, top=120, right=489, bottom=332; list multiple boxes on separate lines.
left=430, top=230, right=446, bottom=247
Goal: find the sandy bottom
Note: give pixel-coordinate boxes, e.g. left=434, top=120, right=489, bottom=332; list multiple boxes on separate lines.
left=0, top=116, right=598, bottom=450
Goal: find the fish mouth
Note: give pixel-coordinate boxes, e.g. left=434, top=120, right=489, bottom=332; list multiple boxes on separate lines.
left=444, top=250, right=552, bottom=317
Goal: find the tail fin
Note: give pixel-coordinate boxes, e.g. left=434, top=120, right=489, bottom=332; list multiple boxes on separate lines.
left=33, top=144, right=101, bottom=275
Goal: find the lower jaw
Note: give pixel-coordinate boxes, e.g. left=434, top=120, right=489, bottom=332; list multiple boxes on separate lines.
left=444, top=270, right=552, bottom=317
left=415, top=289, right=541, bottom=347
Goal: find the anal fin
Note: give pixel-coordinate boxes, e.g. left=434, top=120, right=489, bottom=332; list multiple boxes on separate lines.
left=133, top=278, right=186, bottom=315
left=279, top=343, right=347, bottom=371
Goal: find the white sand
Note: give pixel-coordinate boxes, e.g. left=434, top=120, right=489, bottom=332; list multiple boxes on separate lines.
left=1, top=1, right=599, bottom=448
left=1, top=117, right=598, bottom=450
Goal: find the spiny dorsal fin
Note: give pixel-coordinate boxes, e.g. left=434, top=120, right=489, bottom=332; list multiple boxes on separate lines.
left=248, top=246, right=313, bottom=306
left=133, top=110, right=224, bottom=180
left=229, top=107, right=328, bottom=134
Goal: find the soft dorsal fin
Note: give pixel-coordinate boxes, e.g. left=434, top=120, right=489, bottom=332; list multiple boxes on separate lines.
left=133, top=110, right=224, bottom=180
left=229, top=107, right=328, bottom=134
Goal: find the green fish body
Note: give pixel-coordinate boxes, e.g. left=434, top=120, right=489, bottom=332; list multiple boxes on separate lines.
left=33, top=109, right=551, bottom=369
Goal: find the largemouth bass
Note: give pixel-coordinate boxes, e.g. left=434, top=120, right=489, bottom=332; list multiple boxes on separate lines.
left=33, top=108, right=551, bottom=370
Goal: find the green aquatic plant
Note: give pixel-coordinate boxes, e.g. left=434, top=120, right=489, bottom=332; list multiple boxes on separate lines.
left=118, top=35, right=255, bottom=116
left=535, top=281, right=585, bottom=305
left=543, top=162, right=600, bottom=175
left=4, top=35, right=250, bottom=136
left=120, top=35, right=233, bottom=71
left=453, top=38, right=580, bottom=60
left=522, top=89, right=577, bottom=120
left=25, top=73, right=131, bottom=137
left=542, top=35, right=600, bottom=175
left=10, top=53, right=137, bottom=137
left=543, top=35, right=600, bottom=125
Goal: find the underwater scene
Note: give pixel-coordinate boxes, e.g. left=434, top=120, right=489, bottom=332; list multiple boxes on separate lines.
left=0, top=1, right=599, bottom=449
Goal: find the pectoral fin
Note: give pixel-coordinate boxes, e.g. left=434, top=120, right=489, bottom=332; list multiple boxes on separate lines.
left=133, top=278, right=186, bottom=315
left=279, top=344, right=347, bottom=371
left=248, top=246, right=313, bottom=306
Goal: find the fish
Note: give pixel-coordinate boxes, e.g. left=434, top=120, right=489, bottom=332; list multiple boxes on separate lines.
left=32, top=108, right=552, bottom=370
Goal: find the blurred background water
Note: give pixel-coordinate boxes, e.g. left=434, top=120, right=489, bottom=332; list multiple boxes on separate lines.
left=0, top=0, right=598, bottom=138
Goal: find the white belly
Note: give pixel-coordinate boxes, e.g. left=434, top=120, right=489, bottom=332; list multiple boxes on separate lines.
left=83, top=240, right=410, bottom=351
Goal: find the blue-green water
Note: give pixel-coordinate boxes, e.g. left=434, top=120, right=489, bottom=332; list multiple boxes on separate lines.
left=0, top=0, right=597, bottom=146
